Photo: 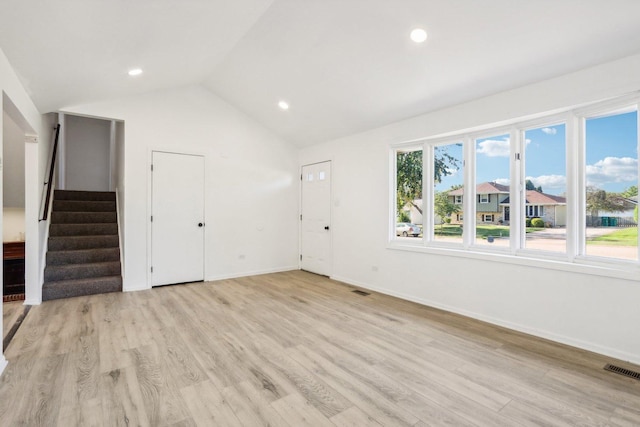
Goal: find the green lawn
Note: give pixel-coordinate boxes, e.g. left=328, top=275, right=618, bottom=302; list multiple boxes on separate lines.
left=433, top=225, right=544, bottom=238
left=588, top=227, right=638, bottom=246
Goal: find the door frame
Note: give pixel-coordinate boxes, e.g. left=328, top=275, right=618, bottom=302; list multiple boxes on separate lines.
left=299, top=159, right=333, bottom=276
left=147, top=148, right=207, bottom=288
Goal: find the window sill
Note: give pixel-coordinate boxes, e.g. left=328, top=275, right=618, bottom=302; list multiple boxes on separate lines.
left=387, top=240, right=640, bottom=282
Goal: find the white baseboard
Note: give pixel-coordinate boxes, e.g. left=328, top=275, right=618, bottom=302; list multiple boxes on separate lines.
left=206, top=266, right=298, bottom=282
left=0, top=355, right=7, bottom=376
left=331, top=274, right=640, bottom=366
left=23, top=298, right=41, bottom=306
left=123, top=285, right=150, bottom=292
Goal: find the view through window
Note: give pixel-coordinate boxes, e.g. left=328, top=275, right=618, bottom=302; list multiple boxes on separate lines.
left=474, top=134, right=511, bottom=247
left=392, top=96, right=640, bottom=269
left=584, top=110, right=638, bottom=261
left=523, top=124, right=567, bottom=252
left=396, top=147, right=423, bottom=240
left=434, top=142, right=464, bottom=243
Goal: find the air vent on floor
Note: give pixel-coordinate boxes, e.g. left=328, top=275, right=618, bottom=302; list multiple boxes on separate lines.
left=352, top=290, right=370, bottom=296
left=604, top=364, right=640, bottom=381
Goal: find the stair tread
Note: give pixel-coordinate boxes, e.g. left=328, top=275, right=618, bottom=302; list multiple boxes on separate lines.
left=43, top=275, right=122, bottom=286
left=42, top=276, right=122, bottom=301
left=54, top=190, right=116, bottom=201
left=53, top=200, right=115, bottom=210
left=51, top=212, right=117, bottom=224
left=48, top=247, right=119, bottom=254
left=46, top=260, right=121, bottom=270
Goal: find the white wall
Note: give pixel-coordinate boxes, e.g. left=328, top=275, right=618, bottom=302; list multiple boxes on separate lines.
left=114, top=121, right=125, bottom=274
left=300, top=53, right=640, bottom=365
left=3, top=207, right=25, bottom=241
left=0, top=47, right=45, bottom=374
left=2, top=110, right=25, bottom=207
left=64, top=85, right=299, bottom=291
left=65, top=114, right=111, bottom=191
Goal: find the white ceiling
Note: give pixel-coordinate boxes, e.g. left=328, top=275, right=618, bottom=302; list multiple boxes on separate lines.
left=2, top=0, right=640, bottom=146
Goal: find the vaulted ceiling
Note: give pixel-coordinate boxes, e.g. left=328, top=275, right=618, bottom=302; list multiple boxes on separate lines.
left=2, top=0, right=640, bottom=146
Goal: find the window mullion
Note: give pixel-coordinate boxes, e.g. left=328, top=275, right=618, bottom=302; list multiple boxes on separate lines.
left=511, top=129, right=522, bottom=252
left=568, top=113, right=583, bottom=259
left=423, top=144, right=434, bottom=244
left=464, top=138, right=475, bottom=247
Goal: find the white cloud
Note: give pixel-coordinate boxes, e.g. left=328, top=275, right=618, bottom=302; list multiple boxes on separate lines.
left=541, top=127, right=557, bottom=135
left=586, top=157, right=638, bottom=187
left=445, top=167, right=459, bottom=177
left=494, top=178, right=510, bottom=186
left=477, top=138, right=510, bottom=157
left=526, top=175, right=566, bottom=189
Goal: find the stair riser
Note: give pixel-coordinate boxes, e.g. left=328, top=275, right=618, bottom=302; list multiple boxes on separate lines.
left=52, top=212, right=117, bottom=224
left=54, top=190, right=116, bottom=202
left=47, top=248, right=120, bottom=266
left=53, top=200, right=116, bottom=212
left=42, top=277, right=122, bottom=301
left=48, top=236, right=119, bottom=251
left=50, top=223, right=118, bottom=237
left=45, top=262, right=121, bottom=282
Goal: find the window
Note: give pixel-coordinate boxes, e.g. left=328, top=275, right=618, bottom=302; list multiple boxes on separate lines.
left=395, top=147, right=423, bottom=239
left=584, top=108, right=638, bottom=261
left=433, top=141, right=464, bottom=244
left=475, top=133, right=511, bottom=248
left=482, top=214, right=494, bottom=222
left=525, top=205, right=544, bottom=218
left=391, top=95, right=640, bottom=275
left=522, top=124, right=566, bottom=252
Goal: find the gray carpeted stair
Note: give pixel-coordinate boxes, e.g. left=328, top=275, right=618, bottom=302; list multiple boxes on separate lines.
left=43, top=190, right=122, bottom=301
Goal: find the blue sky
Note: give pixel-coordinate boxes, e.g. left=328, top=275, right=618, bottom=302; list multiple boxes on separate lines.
left=435, top=111, right=638, bottom=195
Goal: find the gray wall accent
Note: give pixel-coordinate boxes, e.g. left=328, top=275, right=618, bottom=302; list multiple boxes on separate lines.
left=65, top=115, right=111, bottom=191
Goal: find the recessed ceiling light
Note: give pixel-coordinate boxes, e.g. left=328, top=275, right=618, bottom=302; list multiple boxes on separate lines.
left=410, top=28, right=428, bottom=43
left=128, top=68, right=143, bottom=76
left=278, top=100, right=289, bottom=110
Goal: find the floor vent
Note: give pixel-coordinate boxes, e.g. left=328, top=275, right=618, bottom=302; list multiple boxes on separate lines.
left=604, top=364, right=640, bottom=381
left=352, top=290, right=371, bottom=296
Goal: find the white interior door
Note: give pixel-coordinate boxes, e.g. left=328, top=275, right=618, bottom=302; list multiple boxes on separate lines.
left=151, top=151, right=205, bottom=286
left=301, top=161, right=331, bottom=276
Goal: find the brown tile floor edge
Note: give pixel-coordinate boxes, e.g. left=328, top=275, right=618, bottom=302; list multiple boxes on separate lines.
left=2, top=304, right=30, bottom=352
left=1, top=270, right=639, bottom=426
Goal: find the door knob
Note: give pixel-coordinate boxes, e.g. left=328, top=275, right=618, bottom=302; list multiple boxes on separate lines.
left=198, top=223, right=204, bottom=227
left=324, top=226, right=330, bottom=230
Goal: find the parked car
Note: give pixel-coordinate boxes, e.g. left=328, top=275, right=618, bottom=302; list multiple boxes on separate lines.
left=396, top=222, right=421, bottom=237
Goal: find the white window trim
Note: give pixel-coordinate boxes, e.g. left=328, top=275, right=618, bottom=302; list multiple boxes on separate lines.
left=390, top=92, right=640, bottom=279
left=479, top=194, right=489, bottom=203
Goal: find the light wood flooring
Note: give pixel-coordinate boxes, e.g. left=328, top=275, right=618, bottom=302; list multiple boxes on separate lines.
left=0, top=270, right=639, bottom=426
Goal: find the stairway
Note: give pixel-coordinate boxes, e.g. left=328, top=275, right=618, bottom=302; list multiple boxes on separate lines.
left=43, top=190, right=122, bottom=301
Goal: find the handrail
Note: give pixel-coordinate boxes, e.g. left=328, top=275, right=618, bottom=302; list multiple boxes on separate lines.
left=39, top=124, right=61, bottom=221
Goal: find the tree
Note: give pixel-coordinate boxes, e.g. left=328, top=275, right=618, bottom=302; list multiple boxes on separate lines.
left=585, top=187, right=627, bottom=217
left=396, top=150, right=423, bottom=214
left=434, top=191, right=458, bottom=228
left=525, top=179, right=542, bottom=193
left=622, top=185, right=638, bottom=198
left=396, top=147, right=461, bottom=215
